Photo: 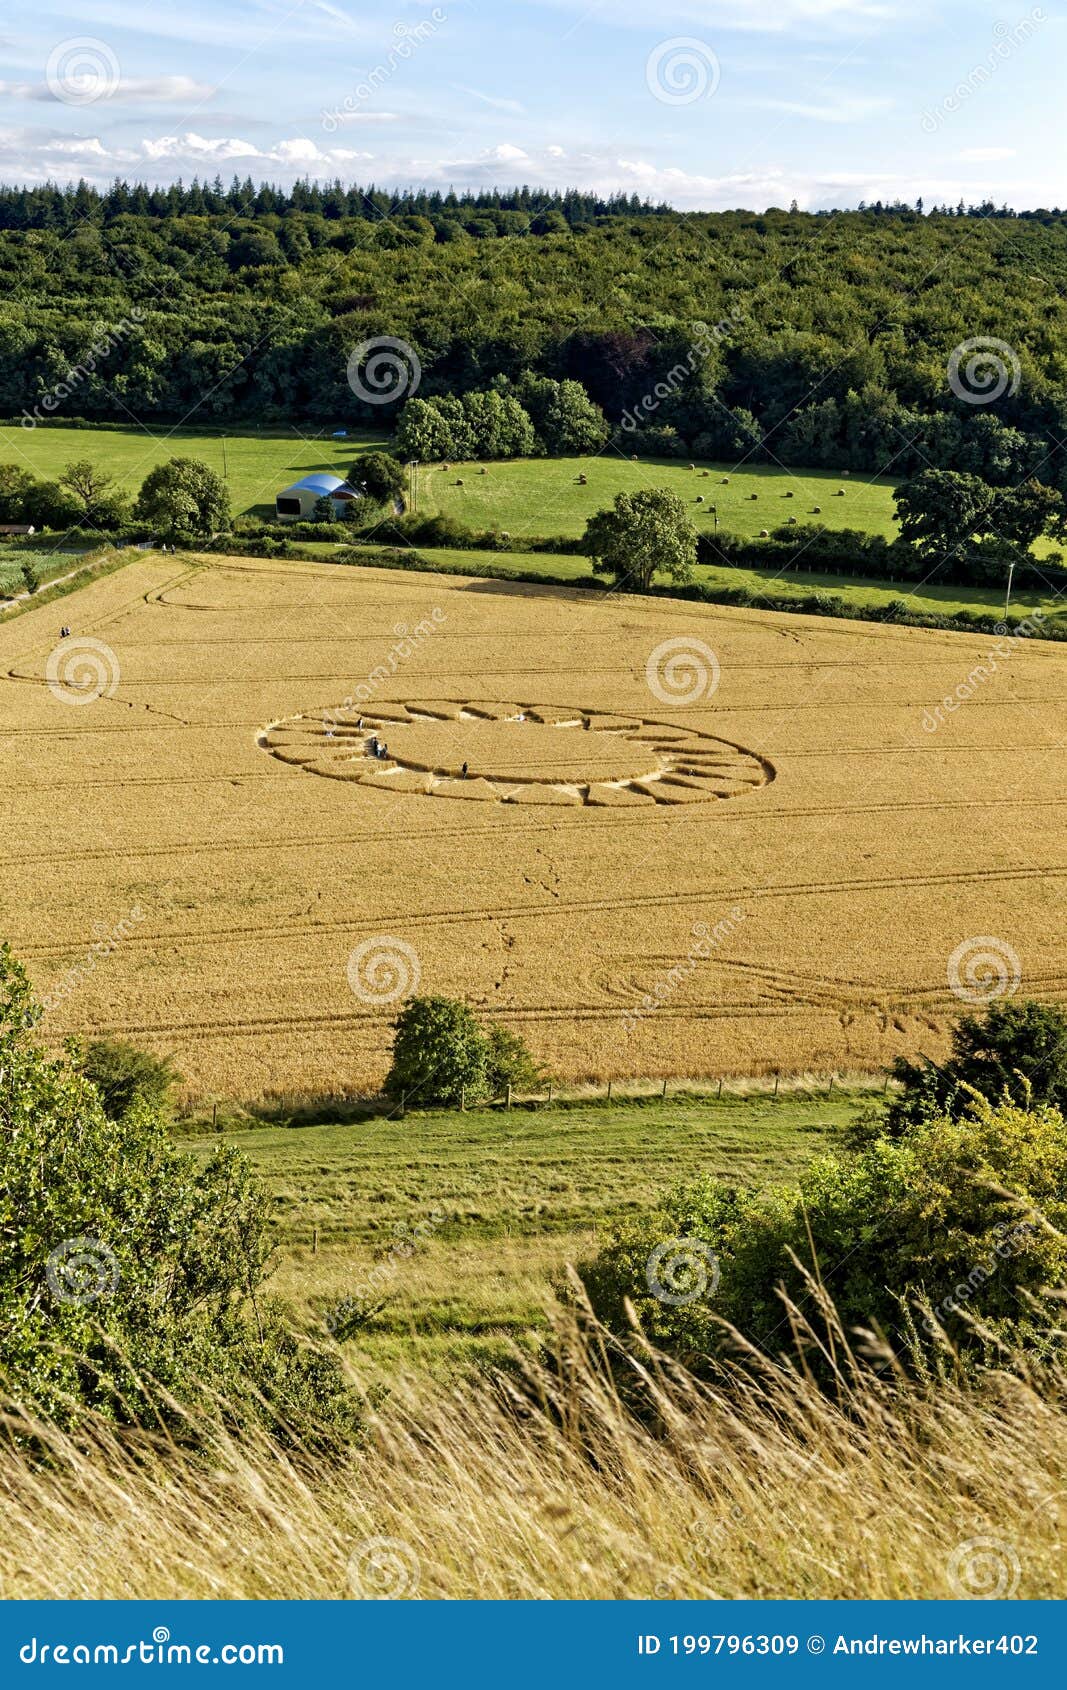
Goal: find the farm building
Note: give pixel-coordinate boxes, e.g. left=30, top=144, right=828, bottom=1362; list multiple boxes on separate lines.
left=275, top=473, right=360, bottom=522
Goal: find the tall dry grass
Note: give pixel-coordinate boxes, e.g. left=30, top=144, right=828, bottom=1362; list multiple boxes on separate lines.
left=1, top=1295, right=1064, bottom=1602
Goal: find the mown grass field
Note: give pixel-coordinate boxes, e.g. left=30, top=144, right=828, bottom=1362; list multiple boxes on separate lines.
left=3, top=421, right=897, bottom=536
left=413, top=452, right=900, bottom=541
left=182, top=1088, right=863, bottom=1374
left=0, top=423, right=389, bottom=519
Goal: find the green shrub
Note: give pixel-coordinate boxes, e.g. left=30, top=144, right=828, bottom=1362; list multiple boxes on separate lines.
left=78, top=1037, right=180, bottom=1122
left=485, top=1022, right=543, bottom=1095
left=883, top=999, right=1067, bottom=1138
left=0, top=944, right=356, bottom=1441
left=384, top=996, right=541, bottom=1106
left=384, top=995, right=489, bottom=1106
left=577, top=1096, right=1067, bottom=1380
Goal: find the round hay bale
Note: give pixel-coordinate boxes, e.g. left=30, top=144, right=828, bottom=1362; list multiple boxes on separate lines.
left=787, top=516, right=798, bottom=525
left=696, top=494, right=704, bottom=502
left=759, top=528, right=769, bottom=537
left=750, top=493, right=758, bottom=501
left=721, top=476, right=730, bottom=484
left=812, top=505, right=821, bottom=514
left=480, top=466, right=488, bottom=475
left=456, top=478, right=464, bottom=486
left=784, top=489, right=794, bottom=497
left=836, top=488, right=845, bottom=495
left=442, top=462, right=450, bottom=471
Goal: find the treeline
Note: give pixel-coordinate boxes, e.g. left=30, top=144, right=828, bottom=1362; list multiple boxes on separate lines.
left=7, top=199, right=1067, bottom=487
left=0, top=178, right=666, bottom=233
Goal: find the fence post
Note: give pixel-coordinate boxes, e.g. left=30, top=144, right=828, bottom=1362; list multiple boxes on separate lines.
left=662, top=1077, right=668, bottom=1099
left=717, top=1077, right=723, bottom=1099
left=212, top=1101, right=219, bottom=1132
left=506, top=1083, right=512, bottom=1110
left=607, top=1078, right=613, bottom=1102
left=460, top=1084, right=466, bottom=1112
left=828, top=1074, right=835, bottom=1098
left=312, top=1226, right=318, bottom=1255
left=773, top=1073, right=779, bottom=1097
left=547, top=1082, right=553, bottom=1106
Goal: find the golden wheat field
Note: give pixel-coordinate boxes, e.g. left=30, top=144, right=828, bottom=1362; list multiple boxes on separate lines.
left=2, top=550, right=1066, bottom=1099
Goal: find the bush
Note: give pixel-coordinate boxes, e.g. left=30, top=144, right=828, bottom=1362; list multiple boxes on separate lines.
left=577, top=1096, right=1067, bottom=1380
left=384, top=996, right=489, bottom=1106
left=78, top=1038, right=181, bottom=1122
left=485, top=1022, right=543, bottom=1095
left=384, top=996, right=541, bottom=1106
left=0, top=944, right=356, bottom=1441
left=882, top=999, right=1067, bottom=1139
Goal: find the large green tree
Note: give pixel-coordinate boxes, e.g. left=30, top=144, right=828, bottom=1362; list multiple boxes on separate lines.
left=583, top=487, right=697, bottom=590
left=133, top=457, right=231, bottom=537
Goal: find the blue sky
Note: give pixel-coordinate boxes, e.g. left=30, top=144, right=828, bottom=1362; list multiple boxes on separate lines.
left=0, top=0, right=1064, bottom=208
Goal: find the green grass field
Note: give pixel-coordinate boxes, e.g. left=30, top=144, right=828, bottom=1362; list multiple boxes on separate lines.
left=3, top=422, right=897, bottom=536
left=181, top=1088, right=868, bottom=1376
left=0, top=423, right=388, bottom=520
left=414, top=453, right=900, bottom=541
left=300, top=541, right=1067, bottom=630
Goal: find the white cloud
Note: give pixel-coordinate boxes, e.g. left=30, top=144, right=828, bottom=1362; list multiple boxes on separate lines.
left=750, top=92, right=892, bottom=122
left=0, top=75, right=217, bottom=105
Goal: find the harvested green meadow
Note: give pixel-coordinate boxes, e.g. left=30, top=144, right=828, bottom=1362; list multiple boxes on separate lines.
left=182, top=1088, right=867, bottom=1376
left=413, top=452, right=900, bottom=541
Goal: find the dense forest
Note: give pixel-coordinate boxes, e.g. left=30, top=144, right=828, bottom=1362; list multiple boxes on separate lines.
left=6, top=180, right=1067, bottom=486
